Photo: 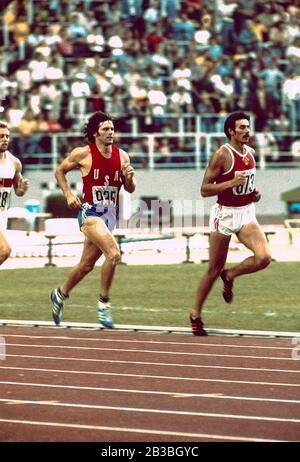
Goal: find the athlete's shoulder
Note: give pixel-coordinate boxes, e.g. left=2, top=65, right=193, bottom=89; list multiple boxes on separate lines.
left=217, top=144, right=232, bottom=155
left=69, top=144, right=91, bottom=161
left=118, top=148, right=130, bottom=164
left=213, top=144, right=232, bottom=164
left=7, top=151, right=22, bottom=170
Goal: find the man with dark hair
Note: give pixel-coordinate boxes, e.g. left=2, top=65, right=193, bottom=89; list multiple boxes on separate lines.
left=190, top=112, right=271, bottom=336
left=0, top=121, right=29, bottom=265
left=50, top=112, right=136, bottom=328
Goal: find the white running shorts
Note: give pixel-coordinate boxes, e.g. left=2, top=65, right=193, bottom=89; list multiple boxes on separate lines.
left=209, top=202, right=257, bottom=236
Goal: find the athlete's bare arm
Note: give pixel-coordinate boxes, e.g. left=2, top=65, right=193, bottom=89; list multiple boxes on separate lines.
left=12, top=157, right=29, bottom=196
left=201, top=147, right=246, bottom=198
left=120, top=149, right=136, bottom=193
left=55, top=146, right=90, bottom=209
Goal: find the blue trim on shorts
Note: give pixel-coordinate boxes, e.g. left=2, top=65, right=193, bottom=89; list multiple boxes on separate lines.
left=78, top=203, right=110, bottom=229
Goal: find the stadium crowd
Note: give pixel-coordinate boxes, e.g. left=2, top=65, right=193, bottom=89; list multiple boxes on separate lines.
left=0, top=0, right=299, bottom=167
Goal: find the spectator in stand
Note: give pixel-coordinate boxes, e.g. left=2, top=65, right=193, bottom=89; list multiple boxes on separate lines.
left=282, top=71, right=300, bottom=132
left=269, top=22, right=291, bottom=59
left=27, top=84, right=42, bottom=116
left=45, top=111, right=63, bottom=133
left=258, top=61, right=284, bottom=113
left=28, top=52, right=48, bottom=83
left=146, top=25, right=165, bottom=53
left=39, top=80, right=64, bottom=120
left=68, top=73, right=91, bottom=125
left=173, top=11, right=196, bottom=42
left=6, top=98, right=25, bottom=133
left=147, top=83, right=168, bottom=131
left=171, top=60, right=192, bottom=91
left=238, top=20, right=259, bottom=52
left=15, top=62, right=32, bottom=93
left=45, top=56, right=64, bottom=83
left=248, top=78, right=269, bottom=131
left=56, top=28, right=75, bottom=58
left=169, top=83, right=193, bottom=114
left=286, top=36, right=300, bottom=60
left=19, top=109, right=40, bottom=158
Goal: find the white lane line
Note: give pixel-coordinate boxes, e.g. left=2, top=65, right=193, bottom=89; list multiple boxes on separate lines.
left=5, top=343, right=296, bottom=361
left=2, top=334, right=293, bottom=350
left=4, top=353, right=300, bottom=374
left=1, top=366, right=299, bottom=387
left=1, top=398, right=300, bottom=423
left=1, top=380, right=300, bottom=405
left=0, top=418, right=284, bottom=442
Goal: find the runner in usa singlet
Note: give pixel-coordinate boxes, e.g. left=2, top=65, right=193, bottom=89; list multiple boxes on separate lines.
left=78, top=143, right=124, bottom=231
left=83, top=143, right=123, bottom=206
left=216, top=143, right=256, bottom=207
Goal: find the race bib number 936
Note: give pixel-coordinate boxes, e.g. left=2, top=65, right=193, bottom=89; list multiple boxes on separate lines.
left=92, top=186, right=118, bottom=206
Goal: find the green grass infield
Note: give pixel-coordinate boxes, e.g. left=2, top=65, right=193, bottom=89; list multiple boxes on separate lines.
left=0, top=262, right=299, bottom=332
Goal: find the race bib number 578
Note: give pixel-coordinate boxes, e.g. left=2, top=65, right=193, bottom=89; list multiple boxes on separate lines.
left=92, top=186, right=118, bottom=206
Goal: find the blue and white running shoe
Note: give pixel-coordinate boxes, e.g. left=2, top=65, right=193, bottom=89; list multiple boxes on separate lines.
left=97, top=301, right=114, bottom=329
left=51, top=288, right=68, bottom=325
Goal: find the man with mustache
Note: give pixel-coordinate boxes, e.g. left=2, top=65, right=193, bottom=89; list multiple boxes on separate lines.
left=190, top=112, right=271, bottom=336
left=50, top=112, right=136, bottom=328
left=0, top=121, right=29, bottom=266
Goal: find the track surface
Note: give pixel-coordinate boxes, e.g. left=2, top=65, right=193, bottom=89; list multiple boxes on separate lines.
left=0, top=326, right=299, bottom=442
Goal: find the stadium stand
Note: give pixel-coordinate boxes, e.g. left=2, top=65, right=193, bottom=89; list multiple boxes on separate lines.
left=0, top=0, right=299, bottom=171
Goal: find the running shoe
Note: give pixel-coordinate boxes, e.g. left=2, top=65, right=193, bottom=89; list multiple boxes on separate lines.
left=220, top=269, right=233, bottom=303
left=189, top=315, right=208, bottom=336
left=51, top=288, right=68, bottom=325
left=97, top=301, right=114, bottom=329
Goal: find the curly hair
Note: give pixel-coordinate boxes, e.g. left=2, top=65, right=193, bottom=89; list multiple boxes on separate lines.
left=224, top=112, right=250, bottom=139
left=83, top=111, right=113, bottom=143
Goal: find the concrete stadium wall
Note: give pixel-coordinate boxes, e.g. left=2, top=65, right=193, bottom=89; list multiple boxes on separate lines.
left=11, top=169, right=300, bottom=220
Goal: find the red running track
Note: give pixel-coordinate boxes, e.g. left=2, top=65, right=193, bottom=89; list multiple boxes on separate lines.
left=0, top=326, right=299, bottom=442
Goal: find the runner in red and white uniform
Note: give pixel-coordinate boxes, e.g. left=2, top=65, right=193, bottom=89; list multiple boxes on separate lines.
left=51, top=112, right=136, bottom=329
left=0, top=121, right=29, bottom=266
left=190, top=112, right=271, bottom=336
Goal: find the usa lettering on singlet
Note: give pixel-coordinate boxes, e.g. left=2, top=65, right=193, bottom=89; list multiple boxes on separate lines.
left=82, top=144, right=123, bottom=208
left=216, top=143, right=256, bottom=207
left=0, top=152, right=15, bottom=212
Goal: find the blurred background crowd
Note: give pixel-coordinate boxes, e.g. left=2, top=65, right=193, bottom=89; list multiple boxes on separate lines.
left=0, top=0, right=299, bottom=168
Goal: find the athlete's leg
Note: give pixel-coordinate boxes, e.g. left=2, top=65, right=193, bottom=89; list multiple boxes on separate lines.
left=80, top=217, right=120, bottom=297
left=0, top=232, right=11, bottom=265
left=60, top=236, right=102, bottom=296
left=226, top=221, right=272, bottom=282
left=191, top=231, right=231, bottom=319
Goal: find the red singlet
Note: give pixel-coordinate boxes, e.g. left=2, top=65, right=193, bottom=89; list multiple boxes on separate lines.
left=82, top=144, right=123, bottom=207
left=216, top=143, right=256, bottom=207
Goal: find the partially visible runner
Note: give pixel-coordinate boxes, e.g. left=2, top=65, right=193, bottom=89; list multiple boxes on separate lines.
left=51, top=112, right=136, bottom=328
left=190, top=112, right=271, bottom=336
left=0, top=121, right=29, bottom=266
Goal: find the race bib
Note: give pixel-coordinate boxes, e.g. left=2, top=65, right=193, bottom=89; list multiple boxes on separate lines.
left=0, top=188, right=10, bottom=211
left=92, top=186, right=118, bottom=206
left=232, top=168, right=255, bottom=196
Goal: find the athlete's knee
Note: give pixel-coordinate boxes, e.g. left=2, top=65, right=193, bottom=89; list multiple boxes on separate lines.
left=256, top=253, right=272, bottom=270
left=79, top=260, right=96, bottom=275
left=0, top=246, right=11, bottom=263
left=207, top=266, right=223, bottom=280
left=106, top=248, right=121, bottom=266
